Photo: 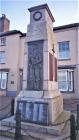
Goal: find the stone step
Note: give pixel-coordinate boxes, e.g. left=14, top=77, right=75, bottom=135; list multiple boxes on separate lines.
left=0, top=123, right=71, bottom=140
left=0, top=111, right=70, bottom=138
left=0, top=121, right=15, bottom=138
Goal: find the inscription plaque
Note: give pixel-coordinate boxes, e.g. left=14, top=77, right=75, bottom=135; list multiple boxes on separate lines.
left=17, top=101, right=48, bottom=125
left=38, top=103, right=48, bottom=124
left=17, top=101, right=25, bottom=119
left=25, top=102, right=33, bottom=121
left=33, top=103, right=39, bottom=122
left=27, top=40, right=43, bottom=90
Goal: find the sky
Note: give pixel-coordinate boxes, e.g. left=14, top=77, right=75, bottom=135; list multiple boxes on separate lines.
left=0, top=0, right=79, bottom=33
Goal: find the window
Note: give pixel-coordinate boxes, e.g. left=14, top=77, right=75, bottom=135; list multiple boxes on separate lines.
left=0, top=37, right=6, bottom=46
left=58, top=41, right=70, bottom=60
left=0, top=51, right=6, bottom=64
left=0, top=72, right=8, bottom=89
left=58, top=69, right=73, bottom=92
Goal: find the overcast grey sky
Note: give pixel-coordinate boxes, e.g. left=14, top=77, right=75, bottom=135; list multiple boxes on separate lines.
left=0, top=0, right=79, bottom=33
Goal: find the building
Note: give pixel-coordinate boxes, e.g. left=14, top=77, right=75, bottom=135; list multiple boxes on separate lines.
left=54, top=23, right=79, bottom=99
left=0, top=14, right=79, bottom=99
left=0, top=14, right=25, bottom=96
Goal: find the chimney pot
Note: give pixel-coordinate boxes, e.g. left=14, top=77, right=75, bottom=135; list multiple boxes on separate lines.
left=2, top=14, right=6, bottom=18
left=0, top=14, right=10, bottom=32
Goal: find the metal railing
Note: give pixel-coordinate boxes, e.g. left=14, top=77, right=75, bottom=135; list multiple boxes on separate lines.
left=13, top=105, right=79, bottom=140
left=0, top=100, right=79, bottom=140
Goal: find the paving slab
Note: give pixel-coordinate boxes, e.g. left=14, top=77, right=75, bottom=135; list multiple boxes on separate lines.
left=0, top=136, right=14, bottom=140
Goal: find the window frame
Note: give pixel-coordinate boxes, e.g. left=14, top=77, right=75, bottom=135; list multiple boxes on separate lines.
left=58, top=69, right=74, bottom=92
left=58, top=41, right=70, bottom=60
left=0, top=71, right=8, bottom=90
left=0, top=37, right=6, bottom=46
left=67, top=70, right=74, bottom=92
left=0, top=51, right=6, bottom=64
left=58, top=70, right=68, bottom=91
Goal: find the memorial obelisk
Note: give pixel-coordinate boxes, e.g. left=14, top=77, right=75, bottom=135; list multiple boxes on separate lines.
left=15, top=4, right=63, bottom=125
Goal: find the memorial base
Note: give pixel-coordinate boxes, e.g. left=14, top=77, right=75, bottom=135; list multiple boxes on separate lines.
left=15, top=90, right=63, bottom=124
left=1, top=111, right=70, bottom=139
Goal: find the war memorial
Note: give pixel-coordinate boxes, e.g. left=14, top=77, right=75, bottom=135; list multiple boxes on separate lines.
left=15, top=3, right=64, bottom=130
left=1, top=4, right=71, bottom=140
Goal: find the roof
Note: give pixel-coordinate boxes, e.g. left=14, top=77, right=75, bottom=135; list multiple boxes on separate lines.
left=0, top=30, right=24, bottom=37
left=20, top=33, right=26, bottom=37
left=53, top=23, right=79, bottom=31
left=28, top=4, right=55, bottom=22
left=0, top=23, right=79, bottom=37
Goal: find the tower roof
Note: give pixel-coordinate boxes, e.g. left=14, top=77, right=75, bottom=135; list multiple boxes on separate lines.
left=28, top=4, right=55, bottom=22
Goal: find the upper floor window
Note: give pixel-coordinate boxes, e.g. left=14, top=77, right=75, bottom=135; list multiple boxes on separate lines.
left=0, top=37, right=6, bottom=46
left=58, top=69, right=74, bottom=92
left=0, top=72, right=8, bottom=90
left=58, top=41, right=70, bottom=60
left=0, top=51, right=6, bottom=64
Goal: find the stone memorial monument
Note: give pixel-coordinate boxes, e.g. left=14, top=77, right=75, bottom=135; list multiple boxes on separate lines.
left=15, top=4, right=63, bottom=126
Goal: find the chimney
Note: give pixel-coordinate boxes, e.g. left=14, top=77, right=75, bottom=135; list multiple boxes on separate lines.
left=0, top=14, right=10, bottom=32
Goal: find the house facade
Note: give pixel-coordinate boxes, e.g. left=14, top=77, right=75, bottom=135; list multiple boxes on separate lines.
left=0, top=14, right=79, bottom=99
left=0, top=14, right=25, bottom=96
left=54, top=23, right=79, bottom=99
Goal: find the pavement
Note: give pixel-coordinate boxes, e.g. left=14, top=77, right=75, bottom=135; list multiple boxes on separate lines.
left=0, top=96, right=14, bottom=109
left=63, top=99, right=79, bottom=113
left=77, top=131, right=79, bottom=140
left=0, top=96, right=14, bottom=120
left=0, top=136, right=14, bottom=140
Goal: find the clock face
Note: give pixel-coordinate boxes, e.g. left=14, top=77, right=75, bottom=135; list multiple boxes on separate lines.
left=33, top=11, right=42, bottom=21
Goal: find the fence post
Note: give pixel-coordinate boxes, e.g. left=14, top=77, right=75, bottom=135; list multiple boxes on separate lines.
left=14, top=109, right=21, bottom=140
left=70, top=114, right=76, bottom=140
left=77, top=104, right=79, bottom=130
left=11, top=99, right=14, bottom=116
